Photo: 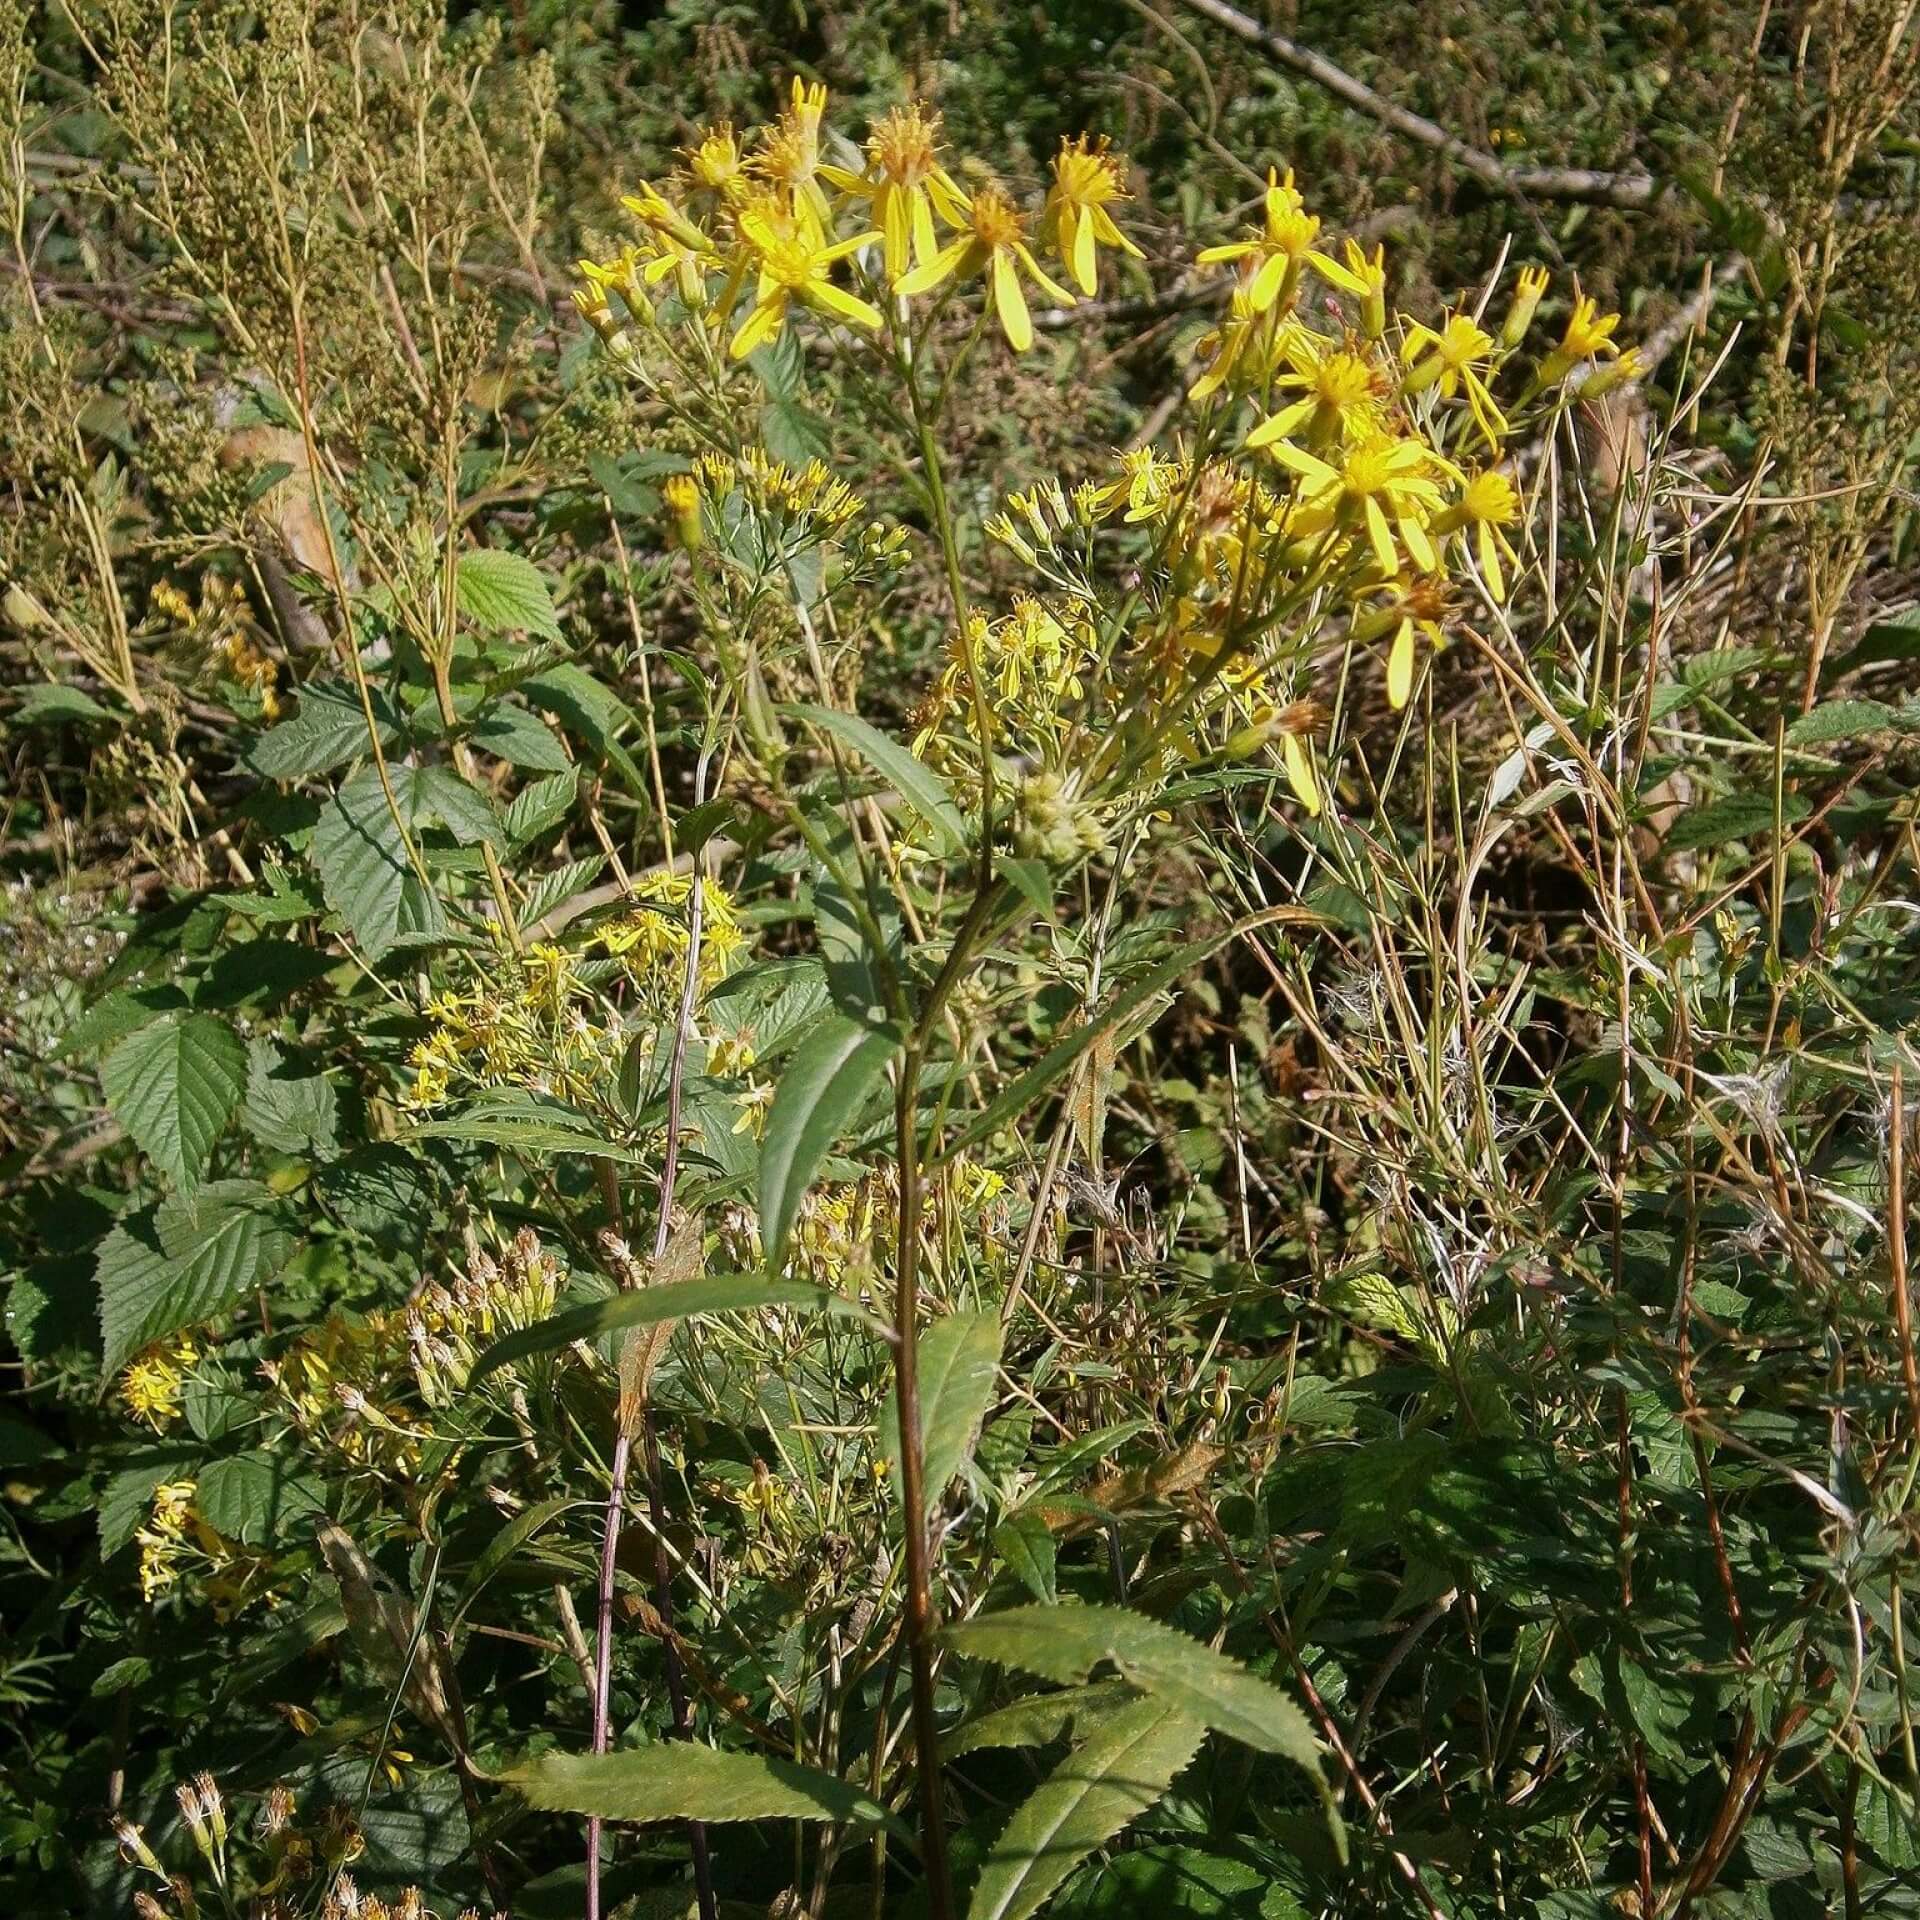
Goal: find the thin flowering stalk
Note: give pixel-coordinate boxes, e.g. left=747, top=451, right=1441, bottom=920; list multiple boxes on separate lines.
left=587, top=744, right=718, bottom=1920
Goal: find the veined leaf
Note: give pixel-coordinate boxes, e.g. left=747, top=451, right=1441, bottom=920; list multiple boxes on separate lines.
left=313, top=765, right=445, bottom=958
left=504, top=1744, right=907, bottom=1837
left=98, top=1180, right=293, bottom=1373
left=759, top=1010, right=901, bottom=1263
left=405, top=1090, right=641, bottom=1163
left=941, top=1680, right=1137, bottom=1760
left=457, top=548, right=562, bottom=641
left=247, top=681, right=400, bottom=779
left=968, top=1696, right=1206, bottom=1920
left=886, top=1310, right=1002, bottom=1501
left=100, top=1011, right=247, bottom=1192
left=788, top=702, right=968, bottom=854
left=468, top=1271, right=881, bottom=1385
left=947, top=1603, right=1322, bottom=1774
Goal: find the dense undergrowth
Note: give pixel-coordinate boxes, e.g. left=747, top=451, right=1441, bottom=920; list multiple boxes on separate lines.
left=5, top=3, right=1920, bottom=1918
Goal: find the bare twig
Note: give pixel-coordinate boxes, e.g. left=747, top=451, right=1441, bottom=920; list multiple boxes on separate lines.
left=1175, top=0, right=1668, bottom=210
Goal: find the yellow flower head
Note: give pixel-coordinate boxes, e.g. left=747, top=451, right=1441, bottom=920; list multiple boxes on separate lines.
left=682, top=122, right=748, bottom=207
left=896, top=183, right=1076, bottom=351
left=1268, top=431, right=1450, bottom=579
left=121, top=1335, right=197, bottom=1432
left=1196, top=168, right=1367, bottom=315
left=1538, top=287, right=1623, bottom=387
left=821, top=102, right=969, bottom=282
left=1342, top=238, right=1389, bottom=339
left=1502, top=264, right=1550, bottom=348
left=730, top=208, right=884, bottom=359
left=1436, top=467, right=1523, bottom=600
left=1351, top=574, right=1458, bottom=709
left=756, top=77, right=834, bottom=226
left=1248, top=337, right=1388, bottom=451
left=1402, top=311, right=1508, bottom=448
left=1043, top=134, right=1143, bottom=296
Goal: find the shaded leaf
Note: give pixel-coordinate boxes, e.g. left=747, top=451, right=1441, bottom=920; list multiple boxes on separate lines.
left=789, top=703, right=968, bottom=854
left=886, top=1309, right=1002, bottom=1501
left=968, top=1696, right=1206, bottom=1920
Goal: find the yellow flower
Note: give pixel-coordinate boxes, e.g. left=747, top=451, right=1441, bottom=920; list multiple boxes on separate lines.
left=1351, top=576, right=1457, bottom=709
left=617, top=186, right=721, bottom=307
left=1538, top=288, right=1623, bottom=387
left=682, top=122, right=748, bottom=207
left=121, top=1335, right=197, bottom=1431
left=895, top=183, right=1075, bottom=352
left=1247, top=337, right=1387, bottom=450
left=1266, top=432, right=1451, bottom=579
left=1042, top=135, right=1143, bottom=296
left=755, top=77, right=834, bottom=227
left=1435, top=468, right=1523, bottom=601
left=1342, top=239, right=1388, bottom=339
left=1401, top=312, right=1508, bottom=447
left=730, top=208, right=885, bottom=359
left=1502, top=264, right=1549, bottom=348
left=820, top=102, right=969, bottom=282
left=1196, top=168, right=1366, bottom=315
left=662, top=473, right=703, bottom=551
left=1094, top=445, right=1187, bottom=524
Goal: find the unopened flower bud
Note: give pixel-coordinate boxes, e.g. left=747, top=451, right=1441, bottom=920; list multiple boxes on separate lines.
left=662, top=474, right=703, bottom=552
left=1502, top=266, right=1549, bottom=348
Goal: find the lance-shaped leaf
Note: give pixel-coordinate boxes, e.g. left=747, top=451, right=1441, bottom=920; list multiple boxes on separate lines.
left=468, top=1271, right=882, bottom=1386
left=968, top=1696, right=1205, bottom=1920
left=504, top=1745, right=908, bottom=1838
left=758, top=1011, right=901, bottom=1264
left=947, top=1603, right=1322, bottom=1773
left=885, top=1310, right=1003, bottom=1501
left=787, top=703, right=968, bottom=854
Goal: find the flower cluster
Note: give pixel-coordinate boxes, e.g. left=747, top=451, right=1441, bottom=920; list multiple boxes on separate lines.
left=134, top=1480, right=274, bottom=1617
left=575, top=80, right=1140, bottom=364
left=120, top=1331, right=198, bottom=1431
left=265, top=1230, right=569, bottom=1466
left=403, top=875, right=747, bottom=1111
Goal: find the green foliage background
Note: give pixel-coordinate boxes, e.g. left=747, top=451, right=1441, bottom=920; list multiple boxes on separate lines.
left=4, top=2, right=1920, bottom=1917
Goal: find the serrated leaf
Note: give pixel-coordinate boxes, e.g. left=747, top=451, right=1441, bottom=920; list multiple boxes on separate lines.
left=995, top=1509, right=1059, bottom=1604
left=518, top=856, right=606, bottom=934
left=968, top=1697, right=1206, bottom=1920
left=17, top=682, right=110, bottom=726
left=505, top=770, right=579, bottom=848
left=886, top=1309, right=1002, bottom=1501
left=98, top=1181, right=292, bottom=1372
left=457, top=548, right=563, bottom=640
left=194, top=1450, right=327, bottom=1544
left=1664, top=792, right=1810, bottom=852
left=947, top=1603, right=1322, bottom=1773
left=313, top=765, right=445, bottom=958
left=471, top=704, right=572, bottom=771
left=788, top=703, right=968, bottom=854
left=504, top=1743, right=906, bottom=1836
left=468, top=1271, right=881, bottom=1385
left=243, top=1039, right=338, bottom=1156
left=1785, top=698, right=1896, bottom=747
left=248, top=682, right=401, bottom=779
left=759, top=1011, right=900, bottom=1262
left=942, top=1680, right=1138, bottom=1760
left=412, top=765, right=502, bottom=848
left=101, top=1011, right=247, bottom=1191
